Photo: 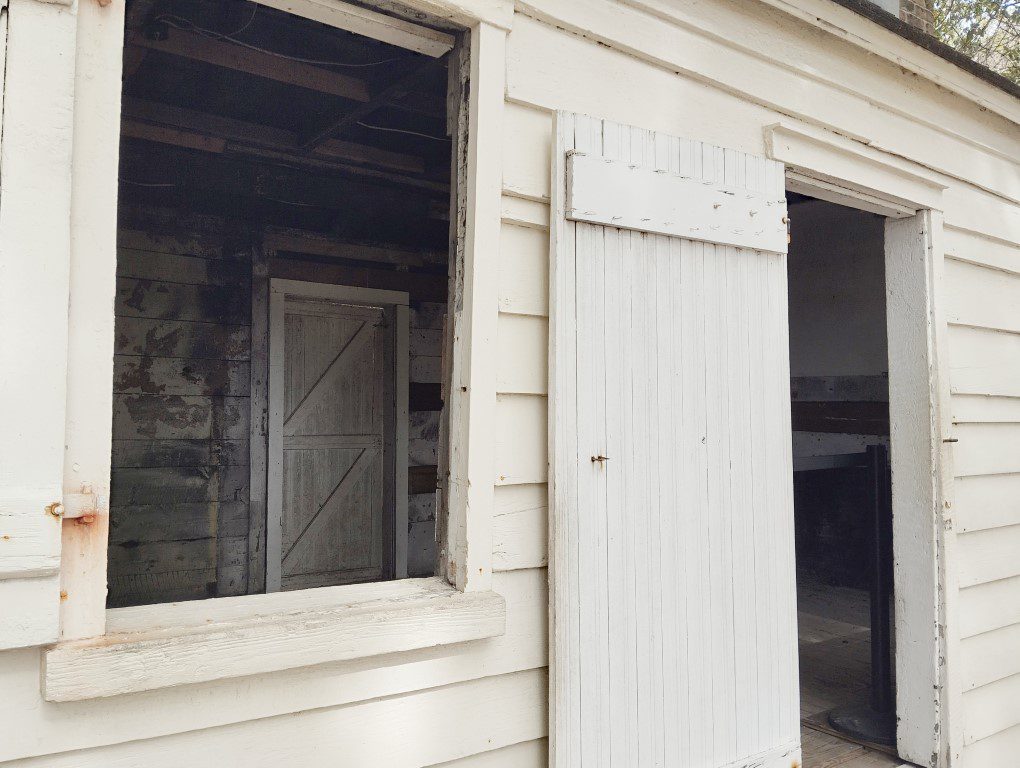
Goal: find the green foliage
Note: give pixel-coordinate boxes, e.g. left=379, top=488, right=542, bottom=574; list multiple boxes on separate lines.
left=932, top=0, right=1020, bottom=83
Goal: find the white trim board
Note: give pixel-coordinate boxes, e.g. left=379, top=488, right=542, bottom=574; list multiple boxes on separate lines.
left=565, top=151, right=787, bottom=252
left=43, top=576, right=505, bottom=701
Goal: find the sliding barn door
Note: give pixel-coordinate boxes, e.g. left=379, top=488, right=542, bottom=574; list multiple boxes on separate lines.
left=268, top=289, right=400, bottom=592
left=550, top=113, right=800, bottom=768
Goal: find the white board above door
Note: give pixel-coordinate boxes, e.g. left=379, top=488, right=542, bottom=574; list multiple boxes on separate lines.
left=565, top=150, right=788, bottom=253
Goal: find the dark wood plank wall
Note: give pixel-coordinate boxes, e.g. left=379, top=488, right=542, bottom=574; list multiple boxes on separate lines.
left=109, top=205, right=446, bottom=606
left=109, top=206, right=255, bottom=607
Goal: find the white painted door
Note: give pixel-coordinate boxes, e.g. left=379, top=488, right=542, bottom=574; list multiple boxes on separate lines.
left=550, top=113, right=799, bottom=768
left=268, top=285, right=407, bottom=592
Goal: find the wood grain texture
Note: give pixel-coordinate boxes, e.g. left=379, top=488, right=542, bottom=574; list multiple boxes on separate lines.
left=550, top=113, right=798, bottom=767
left=43, top=578, right=505, bottom=701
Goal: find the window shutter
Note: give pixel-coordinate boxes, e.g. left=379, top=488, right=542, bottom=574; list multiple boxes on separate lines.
left=0, top=0, right=77, bottom=649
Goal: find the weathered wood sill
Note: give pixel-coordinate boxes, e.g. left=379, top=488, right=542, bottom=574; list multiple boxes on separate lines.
left=43, top=577, right=505, bottom=701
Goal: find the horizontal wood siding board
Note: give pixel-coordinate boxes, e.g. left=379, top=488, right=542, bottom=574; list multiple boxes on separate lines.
left=789, top=401, right=889, bottom=435
left=109, top=501, right=249, bottom=545
left=954, top=474, right=1020, bottom=533
left=116, top=277, right=251, bottom=324
left=110, top=465, right=250, bottom=506
left=111, top=439, right=249, bottom=469
left=960, top=575, right=1020, bottom=639
left=962, top=672, right=1020, bottom=745
left=29, top=669, right=545, bottom=767
left=948, top=323, right=1020, bottom=398
left=944, top=226, right=1020, bottom=277
left=112, top=395, right=250, bottom=441
left=498, top=223, right=550, bottom=317
left=951, top=394, right=1020, bottom=424
left=953, top=423, right=1020, bottom=477
left=113, top=356, right=250, bottom=397
left=945, top=257, right=1020, bottom=334
left=961, top=623, right=1020, bottom=691
left=116, top=248, right=249, bottom=286
left=115, top=317, right=251, bottom=361
left=956, top=523, right=1020, bottom=588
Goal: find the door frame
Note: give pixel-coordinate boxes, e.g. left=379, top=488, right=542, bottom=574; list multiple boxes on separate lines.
left=266, top=279, right=410, bottom=592
left=768, top=122, right=957, bottom=766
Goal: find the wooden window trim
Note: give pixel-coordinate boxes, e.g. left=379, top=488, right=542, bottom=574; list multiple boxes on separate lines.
left=43, top=576, right=505, bottom=701
left=51, top=0, right=509, bottom=697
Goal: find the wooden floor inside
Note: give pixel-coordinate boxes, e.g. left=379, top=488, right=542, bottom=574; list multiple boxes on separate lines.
left=798, top=575, right=905, bottom=768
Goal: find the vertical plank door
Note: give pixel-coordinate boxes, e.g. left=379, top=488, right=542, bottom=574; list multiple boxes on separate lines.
left=550, top=113, right=800, bottom=768
left=268, top=293, right=395, bottom=591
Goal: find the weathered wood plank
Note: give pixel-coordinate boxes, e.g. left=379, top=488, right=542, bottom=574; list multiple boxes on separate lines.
left=113, top=356, right=251, bottom=396
left=115, top=317, right=250, bottom=360
left=269, top=258, right=446, bottom=303
left=111, top=439, right=248, bottom=468
left=116, top=277, right=250, bottom=324
left=110, top=465, right=250, bottom=506
left=112, top=395, right=250, bottom=441
left=109, top=501, right=249, bottom=545
left=107, top=569, right=217, bottom=608
left=117, top=249, right=249, bottom=286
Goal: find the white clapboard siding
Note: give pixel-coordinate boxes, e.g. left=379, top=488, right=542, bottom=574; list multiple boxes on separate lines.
left=963, top=672, right=1020, bottom=746
left=494, top=394, right=548, bottom=486
left=960, top=576, right=1020, bottom=640
left=550, top=113, right=798, bottom=767
left=5, top=669, right=547, bottom=768
left=498, top=223, right=550, bottom=317
left=493, top=484, right=548, bottom=571
left=944, top=226, right=1020, bottom=277
left=957, top=525, right=1020, bottom=589
left=953, top=474, right=1020, bottom=533
left=961, top=623, right=1020, bottom=691
left=502, top=101, right=553, bottom=202
left=945, top=258, right=1020, bottom=334
left=953, top=423, right=1020, bottom=477
left=2, top=568, right=547, bottom=762
left=429, top=739, right=547, bottom=767
left=959, top=724, right=1020, bottom=768
left=496, top=314, right=548, bottom=395
left=951, top=394, right=1020, bottom=425
left=948, top=325, right=1020, bottom=397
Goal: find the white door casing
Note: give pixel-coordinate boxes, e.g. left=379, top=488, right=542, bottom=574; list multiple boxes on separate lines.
left=549, top=113, right=799, bottom=767
left=267, top=281, right=409, bottom=592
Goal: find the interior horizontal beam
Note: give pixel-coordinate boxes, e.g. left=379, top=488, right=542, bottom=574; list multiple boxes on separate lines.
left=130, top=27, right=371, bottom=102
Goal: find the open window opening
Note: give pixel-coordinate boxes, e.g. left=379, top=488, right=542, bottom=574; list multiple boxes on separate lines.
left=786, top=195, right=901, bottom=768
left=109, top=0, right=458, bottom=607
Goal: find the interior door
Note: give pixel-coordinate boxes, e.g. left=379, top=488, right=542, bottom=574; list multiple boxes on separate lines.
left=550, top=113, right=800, bottom=767
left=268, top=288, right=397, bottom=591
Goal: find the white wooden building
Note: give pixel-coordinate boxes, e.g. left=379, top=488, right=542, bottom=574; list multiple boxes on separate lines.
left=0, top=0, right=1017, bottom=766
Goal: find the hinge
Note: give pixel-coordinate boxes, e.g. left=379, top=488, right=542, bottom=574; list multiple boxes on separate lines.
left=62, top=484, right=103, bottom=523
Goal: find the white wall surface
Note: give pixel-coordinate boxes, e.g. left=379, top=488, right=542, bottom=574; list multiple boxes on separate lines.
left=0, top=0, right=1018, bottom=765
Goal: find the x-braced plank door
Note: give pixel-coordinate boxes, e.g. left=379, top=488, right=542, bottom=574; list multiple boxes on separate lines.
left=550, top=113, right=800, bottom=768
left=268, top=288, right=400, bottom=591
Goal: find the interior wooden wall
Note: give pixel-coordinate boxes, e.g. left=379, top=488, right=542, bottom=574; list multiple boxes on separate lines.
left=109, top=204, right=448, bottom=606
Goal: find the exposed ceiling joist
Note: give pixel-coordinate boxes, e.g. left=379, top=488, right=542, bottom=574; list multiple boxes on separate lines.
left=298, top=56, right=445, bottom=151
left=251, top=0, right=454, bottom=57
left=131, top=27, right=371, bottom=102
left=121, top=97, right=426, bottom=175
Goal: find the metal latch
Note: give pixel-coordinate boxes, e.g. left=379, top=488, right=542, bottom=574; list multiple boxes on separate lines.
left=61, top=484, right=103, bottom=524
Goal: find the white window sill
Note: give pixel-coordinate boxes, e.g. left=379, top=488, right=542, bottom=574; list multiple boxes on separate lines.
left=42, top=577, right=505, bottom=702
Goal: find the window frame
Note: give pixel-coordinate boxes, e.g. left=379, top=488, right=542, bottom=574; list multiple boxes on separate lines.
left=47, top=0, right=511, bottom=700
